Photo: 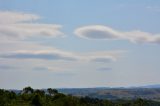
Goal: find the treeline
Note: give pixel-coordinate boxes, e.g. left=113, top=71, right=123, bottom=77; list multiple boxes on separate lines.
left=0, top=87, right=160, bottom=106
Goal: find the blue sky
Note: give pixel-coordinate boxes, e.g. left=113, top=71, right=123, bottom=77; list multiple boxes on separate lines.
left=0, top=0, right=160, bottom=89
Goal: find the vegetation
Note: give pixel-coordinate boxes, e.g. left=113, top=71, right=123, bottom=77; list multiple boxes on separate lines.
left=0, top=87, right=160, bottom=106
left=58, top=88, right=160, bottom=101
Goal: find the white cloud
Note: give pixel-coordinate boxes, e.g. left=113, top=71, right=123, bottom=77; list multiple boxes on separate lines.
left=74, top=25, right=160, bottom=44
left=0, top=40, right=124, bottom=73
left=33, top=66, right=67, bottom=72
left=80, top=51, right=121, bottom=62
left=0, top=49, right=122, bottom=63
left=74, top=25, right=122, bottom=40
left=0, top=50, right=78, bottom=61
left=0, top=11, right=63, bottom=40
left=0, top=11, right=40, bottom=24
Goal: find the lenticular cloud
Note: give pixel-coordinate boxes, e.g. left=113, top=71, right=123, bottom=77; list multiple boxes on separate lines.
left=75, top=25, right=160, bottom=44
left=0, top=11, right=64, bottom=40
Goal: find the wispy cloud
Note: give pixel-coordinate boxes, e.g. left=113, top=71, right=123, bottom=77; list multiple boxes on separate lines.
left=82, top=51, right=122, bottom=62
left=0, top=50, right=77, bottom=61
left=0, top=49, right=123, bottom=63
left=91, top=58, right=113, bottom=63
left=97, top=67, right=112, bottom=71
left=74, top=25, right=160, bottom=44
left=0, top=11, right=40, bottom=24
left=33, top=66, right=65, bottom=72
left=0, top=65, right=17, bottom=70
left=0, top=11, right=64, bottom=40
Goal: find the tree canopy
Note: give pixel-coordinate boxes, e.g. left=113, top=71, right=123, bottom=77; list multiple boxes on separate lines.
left=0, top=87, right=160, bottom=106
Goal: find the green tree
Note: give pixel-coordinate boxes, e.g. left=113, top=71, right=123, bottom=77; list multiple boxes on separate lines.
left=22, top=86, right=34, bottom=94
left=34, top=89, right=45, bottom=97
left=32, top=94, right=42, bottom=106
left=47, top=88, right=58, bottom=96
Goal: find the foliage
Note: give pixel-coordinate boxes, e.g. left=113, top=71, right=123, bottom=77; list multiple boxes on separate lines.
left=0, top=87, right=160, bottom=106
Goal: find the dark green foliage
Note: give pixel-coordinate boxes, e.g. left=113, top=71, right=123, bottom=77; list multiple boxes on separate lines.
left=22, top=86, right=34, bottom=94
left=32, top=94, right=42, bottom=106
left=47, top=88, right=58, bottom=96
left=0, top=87, right=160, bottom=106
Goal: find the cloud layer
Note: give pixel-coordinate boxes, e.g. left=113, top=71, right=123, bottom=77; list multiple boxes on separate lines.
left=0, top=65, right=17, bottom=70
left=0, top=50, right=77, bottom=61
left=0, top=49, right=122, bottom=63
left=0, top=11, right=63, bottom=40
left=74, top=25, right=160, bottom=44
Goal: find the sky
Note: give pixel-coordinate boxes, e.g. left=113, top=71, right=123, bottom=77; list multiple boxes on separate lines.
left=0, top=0, right=160, bottom=89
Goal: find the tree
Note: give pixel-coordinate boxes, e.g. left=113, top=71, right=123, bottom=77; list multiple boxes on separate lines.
left=32, top=94, right=42, bottom=106
left=22, top=86, right=34, bottom=94
left=34, top=89, right=45, bottom=96
left=47, top=88, right=58, bottom=96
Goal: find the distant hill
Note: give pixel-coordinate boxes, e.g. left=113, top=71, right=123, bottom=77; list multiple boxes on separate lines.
left=9, top=85, right=160, bottom=101
left=138, top=84, right=160, bottom=88
left=58, top=88, right=160, bottom=101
